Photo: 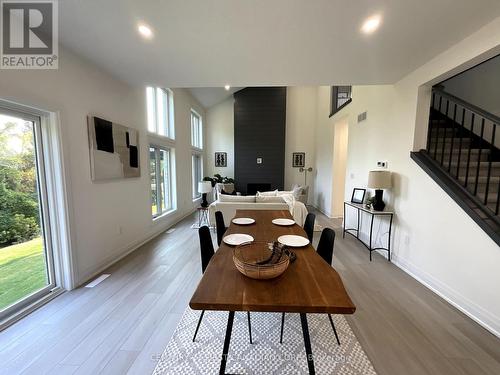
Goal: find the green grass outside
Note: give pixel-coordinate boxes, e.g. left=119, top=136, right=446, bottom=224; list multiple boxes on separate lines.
left=0, top=237, right=48, bottom=311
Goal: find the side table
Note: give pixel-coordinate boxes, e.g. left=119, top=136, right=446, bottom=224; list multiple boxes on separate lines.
left=343, top=201, right=394, bottom=261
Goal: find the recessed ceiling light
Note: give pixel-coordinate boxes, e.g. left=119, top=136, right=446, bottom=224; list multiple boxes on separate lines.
left=361, top=15, right=381, bottom=34
left=224, top=85, right=231, bottom=91
left=138, top=23, right=153, bottom=39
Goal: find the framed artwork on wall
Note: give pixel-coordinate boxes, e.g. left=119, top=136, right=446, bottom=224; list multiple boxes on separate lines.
left=215, top=152, right=227, bottom=167
left=87, top=116, right=140, bottom=181
left=292, top=152, right=305, bottom=168
left=351, top=188, right=366, bottom=204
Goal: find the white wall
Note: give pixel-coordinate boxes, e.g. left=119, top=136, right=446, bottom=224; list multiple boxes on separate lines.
left=331, top=118, right=348, bottom=217
left=0, top=48, right=205, bottom=287
left=285, top=87, right=317, bottom=203
left=205, top=97, right=234, bottom=178
left=312, top=87, right=335, bottom=215
left=311, top=86, right=352, bottom=218
left=441, top=55, right=500, bottom=117
left=338, top=17, right=500, bottom=337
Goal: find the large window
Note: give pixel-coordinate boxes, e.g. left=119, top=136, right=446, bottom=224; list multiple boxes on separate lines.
left=147, top=87, right=175, bottom=139
left=190, top=109, right=203, bottom=200
left=0, top=107, right=56, bottom=321
left=192, top=153, right=202, bottom=199
left=147, top=87, right=176, bottom=218
left=330, top=86, right=352, bottom=117
left=150, top=146, right=174, bottom=217
left=190, top=110, right=203, bottom=149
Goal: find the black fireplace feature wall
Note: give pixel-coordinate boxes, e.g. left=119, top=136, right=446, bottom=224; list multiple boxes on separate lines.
left=247, top=183, right=272, bottom=195
left=234, top=87, right=287, bottom=195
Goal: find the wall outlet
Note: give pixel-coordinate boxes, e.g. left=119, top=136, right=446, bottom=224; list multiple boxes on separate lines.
left=256, top=157, right=263, bottom=164
left=118, top=225, right=123, bottom=235
left=350, top=173, right=355, bottom=179
left=377, top=161, right=388, bottom=169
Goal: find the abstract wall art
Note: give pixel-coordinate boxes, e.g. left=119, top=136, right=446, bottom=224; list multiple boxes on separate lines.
left=292, top=152, right=305, bottom=168
left=215, top=152, right=227, bottom=167
left=87, top=116, right=140, bottom=181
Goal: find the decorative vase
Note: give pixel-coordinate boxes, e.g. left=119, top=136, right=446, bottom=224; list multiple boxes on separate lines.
left=372, top=189, right=385, bottom=211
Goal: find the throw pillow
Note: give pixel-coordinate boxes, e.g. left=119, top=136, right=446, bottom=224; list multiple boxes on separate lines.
left=256, top=189, right=278, bottom=197
left=292, top=185, right=303, bottom=199
left=255, top=196, right=286, bottom=203
left=219, top=194, right=256, bottom=203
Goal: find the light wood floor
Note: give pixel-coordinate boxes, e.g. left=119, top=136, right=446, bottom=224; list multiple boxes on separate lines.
left=1, top=209, right=499, bottom=375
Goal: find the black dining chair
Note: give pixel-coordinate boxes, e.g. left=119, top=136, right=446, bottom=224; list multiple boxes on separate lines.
left=215, top=211, right=227, bottom=247
left=279, top=212, right=315, bottom=343
left=193, top=226, right=253, bottom=344
left=303, top=213, right=315, bottom=243
left=317, top=227, right=335, bottom=265
left=280, top=227, right=340, bottom=346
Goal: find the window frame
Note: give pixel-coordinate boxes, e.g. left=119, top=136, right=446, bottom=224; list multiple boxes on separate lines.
left=329, top=86, right=352, bottom=117
left=147, top=87, right=175, bottom=140
left=150, top=144, right=175, bottom=218
left=190, top=109, right=203, bottom=150
left=0, top=106, right=58, bottom=323
left=191, top=152, right=203, bottom=200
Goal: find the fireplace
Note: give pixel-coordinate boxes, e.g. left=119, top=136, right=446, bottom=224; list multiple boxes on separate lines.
left=247, top=183, right=271, bottom=195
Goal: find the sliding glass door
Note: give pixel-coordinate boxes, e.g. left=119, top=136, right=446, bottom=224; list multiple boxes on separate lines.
left=0, top=107, right=55, bottom=320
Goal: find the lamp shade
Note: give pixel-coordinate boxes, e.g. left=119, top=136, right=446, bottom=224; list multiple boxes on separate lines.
left=368, top=170, right=392, bottom=189
left=198, top=181, right=212, bottom=194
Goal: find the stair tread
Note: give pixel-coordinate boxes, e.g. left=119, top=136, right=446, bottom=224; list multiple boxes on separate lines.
left=434, top=148, right=489, bottom=154
left=459, top=175, right=500, bottom=183
left=448, top=161, right=500, bottom=167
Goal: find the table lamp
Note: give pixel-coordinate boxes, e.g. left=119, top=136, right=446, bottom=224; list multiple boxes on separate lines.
left=198, top=181, right=212, bottom=208
left=368, top=170, right=392, bottom=211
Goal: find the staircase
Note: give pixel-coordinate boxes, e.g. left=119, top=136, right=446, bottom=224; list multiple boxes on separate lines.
left=411, top=87, right=500, bottom=245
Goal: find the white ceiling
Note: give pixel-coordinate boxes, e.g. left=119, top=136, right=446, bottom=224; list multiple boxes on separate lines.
left=58, top=0, right=500, bottom=90
left=187, top=87, right=243, bottom=108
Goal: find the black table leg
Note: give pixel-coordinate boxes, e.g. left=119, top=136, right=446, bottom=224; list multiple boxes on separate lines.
left=369, top=214, right=375, bottom=261
left=388, top=214, right=393, bottom=262
left=300, top=313, right=316, bottom=375
left=342, top=203, right=346, bottom=238
left=280, top=312, right=285, bottom=344
left=247, top=312, right=253, bottom=344
left=219, top=311, right=235, bottom=375
left=356, top=208, right=360, bottom=239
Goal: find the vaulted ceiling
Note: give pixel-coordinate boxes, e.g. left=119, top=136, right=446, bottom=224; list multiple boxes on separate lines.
left=59, top=0, right=500, bottom=90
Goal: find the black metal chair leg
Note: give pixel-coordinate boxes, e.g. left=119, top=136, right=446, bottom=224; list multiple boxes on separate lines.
left=279, top=312, right=285, bottom=344
left=192, top=310, right=205, bottom=342
left=328, top=314, right=341, bottom=345
left=247, top=312, right=253, bottom=344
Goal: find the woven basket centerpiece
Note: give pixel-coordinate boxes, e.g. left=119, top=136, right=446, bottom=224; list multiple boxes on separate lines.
left=233, top=241, right=290, bottom=280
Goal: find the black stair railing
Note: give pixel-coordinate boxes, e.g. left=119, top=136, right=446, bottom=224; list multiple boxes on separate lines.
left=427, top=87, right=500, bottom=216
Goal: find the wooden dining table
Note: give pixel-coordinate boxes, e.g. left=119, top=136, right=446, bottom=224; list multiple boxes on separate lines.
left=190, top=209, right=356, bottom=375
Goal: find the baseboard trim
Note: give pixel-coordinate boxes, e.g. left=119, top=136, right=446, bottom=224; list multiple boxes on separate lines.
left=309, top=205, right=335, bottom=219
left=75, top=208, right=197, bottom=288
left=392, top=254, right=500, bottom=339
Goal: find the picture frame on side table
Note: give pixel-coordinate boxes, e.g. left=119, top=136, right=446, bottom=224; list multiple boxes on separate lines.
left=351, top=188, right=366, bottom=204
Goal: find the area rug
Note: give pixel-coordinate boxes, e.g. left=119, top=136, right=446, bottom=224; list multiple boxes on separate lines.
left=153, top=308, right=377, bottom=374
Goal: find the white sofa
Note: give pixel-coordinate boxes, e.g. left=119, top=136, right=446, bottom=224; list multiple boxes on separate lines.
left=208, top=193, right=307, bottom=227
